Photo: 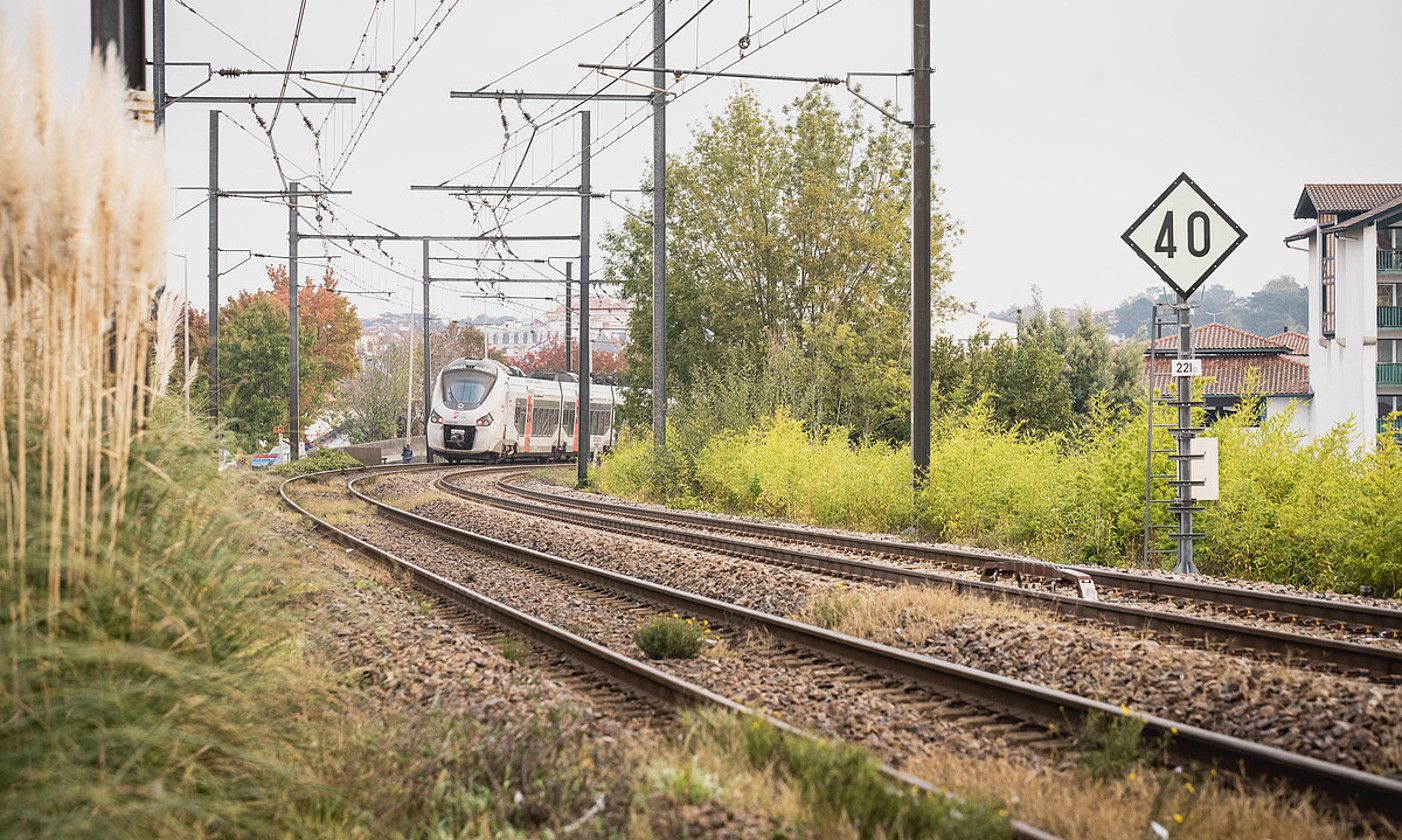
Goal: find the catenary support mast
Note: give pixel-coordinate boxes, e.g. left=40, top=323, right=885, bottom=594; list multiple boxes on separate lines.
left=422, top=239, right=434, bottom=464
left=207, top=111, right=219, bottom=425
left=287, top=182, right=301, bottom=461
left=651, top=0, right=667, bottom=448
left=578, top=111, right=593, bottom=488
left=911, top=0, right=933, bottom=486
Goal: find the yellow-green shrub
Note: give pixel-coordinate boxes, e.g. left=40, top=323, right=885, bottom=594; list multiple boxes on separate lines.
left=598, top=400, right=1402, bottom=597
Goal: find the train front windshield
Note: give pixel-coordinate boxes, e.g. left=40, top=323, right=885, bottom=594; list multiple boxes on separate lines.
left=441, top=369, right=496, bottom=410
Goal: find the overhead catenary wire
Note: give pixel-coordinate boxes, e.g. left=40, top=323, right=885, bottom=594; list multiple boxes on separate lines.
left=463, top=0, right=848, bottom=238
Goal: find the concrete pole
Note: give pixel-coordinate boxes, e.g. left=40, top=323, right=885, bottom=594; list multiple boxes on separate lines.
left=207, top=111, right=220, bottom=426
left=651, top=0, right=667, bottom=448
left=911, top=0, right=933, bottom=486
left=564, top=262, right=573, bottom=370
left=1175, top=297, right=1198, bottom=574
left=577, top=111, right=592, bottom=488
left=288, top=182, right=300, bottom=461
left=422, top=239, right=434, bottom=463
left=152, top=0, right=165, bottom=129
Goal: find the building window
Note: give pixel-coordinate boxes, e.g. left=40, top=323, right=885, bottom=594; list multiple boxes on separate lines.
left=1380, top=338, right=1402, bottom=364
left=1321, top=214, right=1337, bottom=338
left=1381, top=283, right=1400, bottom=308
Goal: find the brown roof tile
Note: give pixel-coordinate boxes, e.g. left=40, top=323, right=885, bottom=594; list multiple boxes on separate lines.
left=1144, top=355, right=1310, bottom=397
left=1295, top=184, right=1402, bottom=219
left=1150, top=323, right=1289, bottom=353
left=1267, top=330, right=1309, bottom=355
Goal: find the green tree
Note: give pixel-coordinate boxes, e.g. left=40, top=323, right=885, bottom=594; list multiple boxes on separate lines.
left=1240, top=274, right=1307, bottom=336
left=605, top=86, right=958, bottom=440
left=218, top=292, right=320, bottom=448
left=339, top=340, right=411, bottom=443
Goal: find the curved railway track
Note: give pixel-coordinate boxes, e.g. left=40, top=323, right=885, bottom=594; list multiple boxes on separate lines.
left=439, top=468, right=1402, bottom=682
left=334, top=464, right=1402, bottom=822
left=281, top=464, right=1060, bottom=840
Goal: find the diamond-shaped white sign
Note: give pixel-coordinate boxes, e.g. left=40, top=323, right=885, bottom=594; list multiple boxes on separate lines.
left=1122, top=173, right=1246, bottom=299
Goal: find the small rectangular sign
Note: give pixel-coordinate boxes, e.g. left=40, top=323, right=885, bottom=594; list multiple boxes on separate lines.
left=1171, top=359, right=1203, bottom=377
left=1190, top=437, right=1219, bottom=501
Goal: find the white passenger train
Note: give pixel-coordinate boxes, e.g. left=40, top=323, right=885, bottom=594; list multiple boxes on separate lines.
left=426, top=357, right=621, bottom=463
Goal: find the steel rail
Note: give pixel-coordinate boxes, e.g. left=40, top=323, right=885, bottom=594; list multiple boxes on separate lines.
left=278, top=465, right=1058, bottom=840
left=489, top=471, right=1402, bottom=634
left=434, top=472, right=1402, bottom=680
left=346, top=472, right=1402, bottom=819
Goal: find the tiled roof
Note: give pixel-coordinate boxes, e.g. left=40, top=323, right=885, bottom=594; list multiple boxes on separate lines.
left=1144, top=355, right=1311, bottom=397
left=1294, top=184, right=1402, bottom=219
left=1267, top=330, right=1309, bottom=355
left=1149, top=323, right=1290, bottom=353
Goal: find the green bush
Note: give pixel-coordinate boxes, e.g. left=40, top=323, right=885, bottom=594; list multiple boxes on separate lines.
left=634, top=615, right=707, bottom=659
left=269, top=446, right=365, bottom=477
left=597, top=398, right=1402, bottom=597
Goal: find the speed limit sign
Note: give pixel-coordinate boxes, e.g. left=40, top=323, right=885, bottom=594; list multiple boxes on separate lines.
left=1122, top=173, right=1246, bottom=299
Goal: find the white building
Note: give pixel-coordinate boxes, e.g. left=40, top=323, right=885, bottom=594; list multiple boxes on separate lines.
left=935, top=308, right=1019, bottom=345
left=483, top=296, right=632, bottom=358
left=1287, top=184, right=1402, bottom=443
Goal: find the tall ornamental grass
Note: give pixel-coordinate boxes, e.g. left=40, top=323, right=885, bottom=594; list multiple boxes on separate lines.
left=0, top=27, right=315, bottom=836
left=0, top=24, right=165, bottom=625
left=598, top=399, right=1402, bottom=596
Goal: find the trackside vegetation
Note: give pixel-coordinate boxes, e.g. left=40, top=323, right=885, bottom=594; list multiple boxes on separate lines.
left=596, top=400, right=1402, bottom=597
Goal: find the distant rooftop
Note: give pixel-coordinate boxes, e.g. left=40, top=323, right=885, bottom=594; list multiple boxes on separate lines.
left=1294, top=183, right=1402, bottom=219
left=1267, top=330, right=1309, bottom=356
left=1149, top=323, right=1290, bottom=354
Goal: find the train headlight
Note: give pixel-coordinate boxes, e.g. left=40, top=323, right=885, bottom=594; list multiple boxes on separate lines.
left=429, top=410, right=444, bottom=425
left=475, top=413, right=494, bottom=427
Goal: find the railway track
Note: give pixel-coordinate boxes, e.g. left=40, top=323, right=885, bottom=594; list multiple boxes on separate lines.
left=281, top=464, right=1060, bottom=840
left=441, top=468, right=1402, bottom=682
left=493, top=472, right=1402, bottom=635
left=335, top=465, right=1402, bottom=822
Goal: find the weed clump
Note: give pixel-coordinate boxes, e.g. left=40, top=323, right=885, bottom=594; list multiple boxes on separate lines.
left=735, top=716, right=1010, bottom=839
left=804, top=586, right=860, bottom=629
left=496, top=637, right=529, bottom=663
left=1078, top=710, right=1168, bottom=781
left=634, top=614, right=707, bottom=659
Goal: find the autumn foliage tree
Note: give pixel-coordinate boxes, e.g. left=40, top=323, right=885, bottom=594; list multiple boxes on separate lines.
left=513, top=338, right=627, bottom=378
left=216, top=266, right=360, bottom=448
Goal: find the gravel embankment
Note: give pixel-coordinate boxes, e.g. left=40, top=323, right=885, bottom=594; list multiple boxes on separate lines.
left=374, top=470, right=1402, bottom=776
left=302, top=475, right=1054, bottom=771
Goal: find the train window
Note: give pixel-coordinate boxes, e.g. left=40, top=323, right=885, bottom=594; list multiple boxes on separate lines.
left=513, top=399, right=527, bottom=430
left=532, top=406, right=559, bottom=436
left=562, top=407, right=576, bottom=435
left=589, top=404, right=611, bottom=435
left=441, top=369, right=495, bottom=409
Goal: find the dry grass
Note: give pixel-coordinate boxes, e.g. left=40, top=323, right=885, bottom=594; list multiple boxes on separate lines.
left=906, top=749, right=1373, bottom=840
left=799, top=583, right=1034, bottom=638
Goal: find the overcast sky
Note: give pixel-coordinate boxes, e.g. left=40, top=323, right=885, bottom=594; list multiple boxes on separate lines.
left=7, top=0, right=1400, bottom=325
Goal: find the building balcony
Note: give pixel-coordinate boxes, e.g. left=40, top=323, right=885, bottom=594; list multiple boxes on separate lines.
left=1380, top=306, right=1402, bottom=329
left=1380, top=249, right=1402, bottom=273
left=1380, top=363, right=1402, bottom=386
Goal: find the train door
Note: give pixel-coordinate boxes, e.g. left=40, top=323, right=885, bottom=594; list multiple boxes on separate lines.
left=507, top=382, right=528, bottom=455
